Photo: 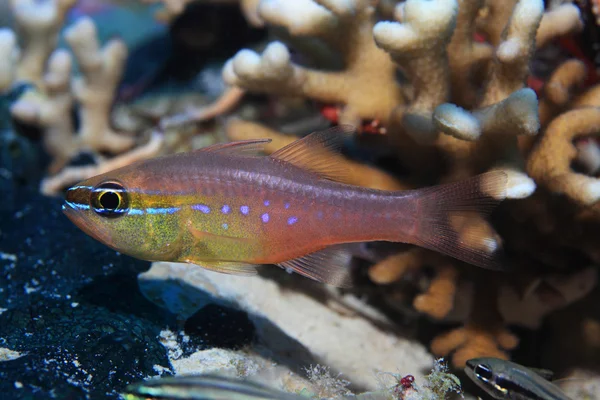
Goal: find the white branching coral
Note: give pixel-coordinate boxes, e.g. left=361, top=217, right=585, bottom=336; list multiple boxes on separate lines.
left=8, top=0, right=76, bottom=87
left=373, top=0, right=458, bottom=143
left=2, top=1, right=165, bottom=195
left=10, top=16, right=138, bottom=192
left=224, top=0, right=403, bottom=127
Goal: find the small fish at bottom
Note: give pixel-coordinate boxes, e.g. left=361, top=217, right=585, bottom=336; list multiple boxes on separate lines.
left=465, top=357, right=573, bottom=400
left=122, top=374, right=306, bottom=400
left=62, top=125, right=509, bottom=287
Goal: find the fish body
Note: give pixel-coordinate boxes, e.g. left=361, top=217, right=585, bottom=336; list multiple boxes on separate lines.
left=122, top=374, right=306, bottom=400
left=464, top=357, right=573, bottom=400
left=62, top=126, right=508, bottom=286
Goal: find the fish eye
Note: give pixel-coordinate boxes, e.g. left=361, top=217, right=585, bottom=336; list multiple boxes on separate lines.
left=474, top=364, right=493, bottom=381
left=91, top=181, right=129, bottom=218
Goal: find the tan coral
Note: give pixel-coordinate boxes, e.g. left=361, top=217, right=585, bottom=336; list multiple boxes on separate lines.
left=367, top=248, right=426, bottom=285
left=6, top=6, right=161, bottom=195
left=537, top=58, right=587, bottom=128
left=10, top=48, right=75, bottom=173
left=476, top=0, right=519, bottom=46
left=527, top=107, right=600, bottom=207
left=430, top=322, right=519, bottom=368
left=446, top=0, right=493, bottom=108
left=64, top=17, right=134, bottom=154
left=0, top=30, right=20, bottom=92
left=223, top=0, right=404, bottom=127
left=373, top=0, right=458, bottom=143
left=429, top=281, right=520, bottom=368
left=413, top=263, right=459, bottom=320
left=431, top=0, right=543, bottom=198
left=9, top=0, right=76, bottom=87
left=535, top=2, right=583, bottom=48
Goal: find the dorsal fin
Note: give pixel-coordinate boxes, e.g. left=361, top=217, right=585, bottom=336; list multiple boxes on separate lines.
left=269, top=124, right=357, bottom=184
left=197, top=139, right=272, bottom=157
left=527, top=367, right=555, bottom=381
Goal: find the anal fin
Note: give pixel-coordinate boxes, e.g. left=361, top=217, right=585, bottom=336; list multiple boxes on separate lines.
left=186, top=259, right=259, bottom=276
left=276, top=245, right=354, bottom=288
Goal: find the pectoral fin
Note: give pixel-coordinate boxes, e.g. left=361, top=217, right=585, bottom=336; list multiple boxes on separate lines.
left=185, top=223, right=259, bottom=276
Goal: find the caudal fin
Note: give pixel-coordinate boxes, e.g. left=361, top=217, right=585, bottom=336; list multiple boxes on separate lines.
left=409, top=171, right=509, bottom=271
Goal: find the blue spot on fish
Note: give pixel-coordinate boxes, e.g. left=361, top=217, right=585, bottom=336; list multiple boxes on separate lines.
left=316, top=211, right=323, bottom=220
left=221, top=205, right=230, bottom=214
left=240, top=205, right=249, bottom=215
left=147, top=207, right=180, bottom=215
left=264, top=200, right=270, bottom=206
left=261, top=213, right=269, bottom=223
left=284, top=203, right=290, bottom=209
left=192, top=204, right=211, bottom=214
left=222, top=223, right=229, bottom=230
left=287, top=216, right=298, bottom=225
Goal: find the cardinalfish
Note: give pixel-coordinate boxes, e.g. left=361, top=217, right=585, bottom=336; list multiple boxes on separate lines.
left=465, top=357, right=573, bottom=400
left=122, top=374, right=306, bottom=400
left=62, top=125, right=508, bottom=287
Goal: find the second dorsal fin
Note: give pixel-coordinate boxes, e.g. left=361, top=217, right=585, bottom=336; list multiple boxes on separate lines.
left=269, top=124, right=357, bottom=184
left=198, top=138, right=272, bottom=157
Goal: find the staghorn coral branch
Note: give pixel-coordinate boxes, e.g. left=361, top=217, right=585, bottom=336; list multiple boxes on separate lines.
left=433, top=88, right=539, bottom=141
left=447, top=0, right=493, bottom=108
left=527, top=107, right=600, bottom=206
left=373, top=0, right=458, bottom=143
left=538, top=59, right=587, bottom=127
left=0, top=30, right=19, bottom=92
left=10, top=0, right=76, bottom=86
left=367, top=248, right=425, bottom=285
left=11, top=48, right=75, bottom=173
left=225, top=0, right=403, bottom=125
left=430, top=280, right=519, bottom=368
left=413, top=263, right=458, bottom=320
left=64, top=17, right=134, bottom=154
left=258, top=0, right=338, bottom=37
left=476, top=0, right=519, bottom=47
left=224, top=42, right=330, bottom=100
left=483, top=0, right=544, bottom=106
left=536, top=3, right=583, bottom=48
left=159, top=86, right=246, bottom=130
